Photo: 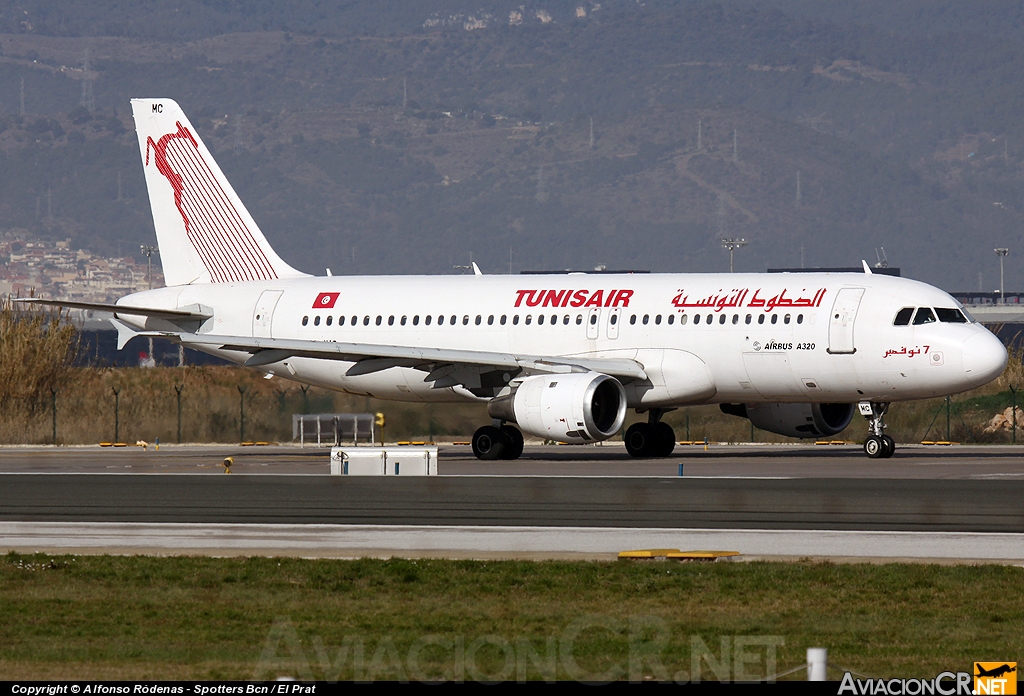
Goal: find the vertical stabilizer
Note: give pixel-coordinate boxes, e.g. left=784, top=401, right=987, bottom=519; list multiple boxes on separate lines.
left=130, top=98, right=306, bottom=286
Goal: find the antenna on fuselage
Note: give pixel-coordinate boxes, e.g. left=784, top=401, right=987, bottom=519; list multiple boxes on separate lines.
left=861, top=260, right=873, bottom=275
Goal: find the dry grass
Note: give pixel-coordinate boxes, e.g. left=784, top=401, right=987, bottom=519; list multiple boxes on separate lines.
left=2, top=341, right=1024, bottom=445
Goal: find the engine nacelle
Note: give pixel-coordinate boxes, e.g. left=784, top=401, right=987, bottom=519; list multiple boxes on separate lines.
left=488, top=372, right=627, bottom=443
left=720, top=402, right=855, bottom=438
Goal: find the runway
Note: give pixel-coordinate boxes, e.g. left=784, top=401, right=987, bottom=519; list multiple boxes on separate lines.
left=2, top=444, right=1022, bottom=561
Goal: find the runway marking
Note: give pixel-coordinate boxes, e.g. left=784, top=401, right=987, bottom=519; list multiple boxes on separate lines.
left=3, top=522, right=1023, bottom=561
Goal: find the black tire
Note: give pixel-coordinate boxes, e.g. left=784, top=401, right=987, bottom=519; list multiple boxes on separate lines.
left=625, top=423, right=654, bottom=458
left=500, top=425, right=525, bottom=460
left=881, top=435, right=895, bottom=459
left=863, top=435, right=884, bottom=459
left=473, top=425, right=506, bottom=460
left=653, top=422, right=676, bottom=457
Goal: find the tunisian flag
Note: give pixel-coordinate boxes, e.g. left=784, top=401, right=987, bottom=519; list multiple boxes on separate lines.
left=312, top=292, right=340, bottom=309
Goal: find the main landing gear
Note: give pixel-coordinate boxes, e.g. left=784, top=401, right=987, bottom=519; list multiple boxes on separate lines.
left=625, top=408, right=676, bottom=458
left=861, top=401, right=894, bottom=459
left=472, top=423, right=525, bottom=461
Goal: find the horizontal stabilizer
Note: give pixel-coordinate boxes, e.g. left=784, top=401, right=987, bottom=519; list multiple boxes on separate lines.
left=12, top=298, right=211, bottom=321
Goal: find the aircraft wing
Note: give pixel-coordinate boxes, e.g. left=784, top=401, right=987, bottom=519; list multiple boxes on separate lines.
left=180, top=333, right=649, bottom=385
left=12, top=298, right=212, bottom=321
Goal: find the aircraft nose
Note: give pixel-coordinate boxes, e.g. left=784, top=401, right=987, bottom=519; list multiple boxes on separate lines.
left=962, top=331, right=1007, bottom=386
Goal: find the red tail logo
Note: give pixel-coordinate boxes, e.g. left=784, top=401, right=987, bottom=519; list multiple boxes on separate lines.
left=146, top=122, right=278, bottom=283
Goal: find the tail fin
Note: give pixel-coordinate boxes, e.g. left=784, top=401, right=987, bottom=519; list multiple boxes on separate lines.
left=130, top=98, right=306, bottom=286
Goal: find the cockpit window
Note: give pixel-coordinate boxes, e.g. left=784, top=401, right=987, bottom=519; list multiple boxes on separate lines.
left=935, top=308, right=968, bottom=323
left=912, top=307, right=936, bottom=325
left=893, top=307, right=914, bottom=326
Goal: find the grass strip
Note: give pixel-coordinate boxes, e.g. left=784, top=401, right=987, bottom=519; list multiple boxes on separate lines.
left=2, top=552, right=1021, bottom=681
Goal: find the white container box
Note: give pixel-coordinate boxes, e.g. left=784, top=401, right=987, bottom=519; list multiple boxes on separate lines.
left=330, top=447, right=438, bottom=476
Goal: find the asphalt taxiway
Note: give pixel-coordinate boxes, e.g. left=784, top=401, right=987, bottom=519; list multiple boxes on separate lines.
left=1, top=444, right=1022, bottom=562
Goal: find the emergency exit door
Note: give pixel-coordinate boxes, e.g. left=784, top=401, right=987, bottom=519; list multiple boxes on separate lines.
left=253, top=290, right=283, bottom=338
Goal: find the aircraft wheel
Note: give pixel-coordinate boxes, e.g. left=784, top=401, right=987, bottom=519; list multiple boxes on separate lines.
left=653, top=422, right=676, bottom=457
left=473, top=425, right=506, bottom=460
left=881, top=435, right=895, bottom=459
left=625, top=423, right=654, bottom=458
left=863, top=435, right=885, bottom=459
left=500, top=425, right=524, bottom=460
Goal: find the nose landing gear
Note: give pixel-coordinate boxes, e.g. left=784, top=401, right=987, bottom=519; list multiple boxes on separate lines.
left=860, top=401, right=894, bottom=459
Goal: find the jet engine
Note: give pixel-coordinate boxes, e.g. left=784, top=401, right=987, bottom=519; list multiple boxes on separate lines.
left=720, top=402, right=855, bottom=438
left=488, top=372, right=627, bottom=443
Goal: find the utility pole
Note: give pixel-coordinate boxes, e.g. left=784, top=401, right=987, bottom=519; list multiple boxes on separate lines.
left=80, top=49, right=94, bottom=112
left=141, top=244, right=158, bottom=364
left=995, top=248, right=1009, bottom=303
left=800, top=244, right=805, bottom=269
left=721, top=238, right=747, bottom=273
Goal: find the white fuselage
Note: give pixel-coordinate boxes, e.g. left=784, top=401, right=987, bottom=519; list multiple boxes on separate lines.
left=117, top=271, right=1007, bottom=407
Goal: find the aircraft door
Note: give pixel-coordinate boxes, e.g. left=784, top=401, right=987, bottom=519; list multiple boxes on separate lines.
left=587, top=308, right=601, bottom=340
left=827, top=287, right=865, bottom=354
left=607, top=308, right=620, bottom=339
left=253, top=290, right=284, bottom=338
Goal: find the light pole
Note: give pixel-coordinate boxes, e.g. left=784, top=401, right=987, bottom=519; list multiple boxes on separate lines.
left=721, top=238, right=747, bottom=273
left=140, top=244, right=158, bottom=365
left=995, top=248, right=1009, bottom=303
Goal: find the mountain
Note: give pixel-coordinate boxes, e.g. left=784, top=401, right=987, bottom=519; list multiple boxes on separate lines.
left=0, top=0, right=1022, bottom=289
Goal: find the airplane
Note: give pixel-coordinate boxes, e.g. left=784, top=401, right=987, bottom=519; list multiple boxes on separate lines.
left=975, top=664, right=1016, bottom=679
left=18, top=99, right=1008, bottom=460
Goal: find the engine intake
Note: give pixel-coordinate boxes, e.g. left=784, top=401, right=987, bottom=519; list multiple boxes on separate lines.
left=720, top=402, right=855, bottom=438
left=488, top=372, right=627, bottom=443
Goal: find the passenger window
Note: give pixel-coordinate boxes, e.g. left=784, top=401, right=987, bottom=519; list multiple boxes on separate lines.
left=500, top=315, right=507, bottom=325
left=655, top=315, right=662, bottom=325
left=463, top=315, right=469, bottom=326
left=706, top=315, right=713, bottom=325
left=771, top=314, right=778, bottom=325
left=630, top=315, right=637, bottom=325
left=797, top=314, right=803, bottom=324
left=590, top=314, right=598, bottom=325
left=450, top=315, right=457, bottom=325
left=563, top=315, right=570, bottom=325
left=732, top=314, right=738, bottom=325
left=351, top=316, right=357, bottom=326
left=413, top=315, right=419, bottom=326
left=425, top=315, right=432, bottom=326
left=376, top=316, right=382, bottom=326
left=339, top=316, right=346, bottom=326
left=643, top=315, right=649, bottom=325
left=610, top=314, right=618, bottom=325
left=436, top=315, right=443, bottom=325
left=719, top=314, right=726, bottom=325
left=487, top=315, right=494, bottom=325
left=694, top=314, right=701, bottom=324
left=680, top=314, right=688, bottom=325
left=388, top=316, right=394, bottom=326
left=745, top=314, right=751, bottom=324
left=893, top=307, right=914, bottom=326
left=525, top=315, right=532, bottom=325
left=326, top=315, right=333, bottom=326
left=758, top=315, right=765, bottom=325
left=667, top=315, right=674, bottom=325
left=551, top=314, right=557, bottom=325
left=538, top=315, right=545, bottom=325
left=475, top=315, right=481, bottom=325
left=784, top=314, right=791, bottom=324
left=400, top=316, right=407, bottom=326
left=935, top=308, right=968, bottom=323
left=363, top=316, right=370, bottom=326
left=314, top=316, right=320, bottom=326
left=913, top=308, right=936, bottom=325
left=513, top=315, right=520, bottom=325
left=576, top=315, right=583, bottom=325
left=302, top=316, right=308, bottom=326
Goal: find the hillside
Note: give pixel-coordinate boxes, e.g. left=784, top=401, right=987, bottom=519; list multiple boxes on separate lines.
left=0, top=1, right=1022, bottom=289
